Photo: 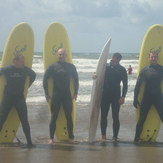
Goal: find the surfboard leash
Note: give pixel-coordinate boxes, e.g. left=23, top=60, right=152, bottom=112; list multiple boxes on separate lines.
left=147, top=129, right=157, bottom=142
left=13, top=130, right=21, bottom=143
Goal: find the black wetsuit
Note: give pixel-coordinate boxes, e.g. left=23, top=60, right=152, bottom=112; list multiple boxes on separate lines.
left=43, top=61, right=79, bottom=139
left=0, top=65, right=36, bottom=145
left=101, top=63, right=128, bottom=138
left=134, top=64, right=163, bottom=140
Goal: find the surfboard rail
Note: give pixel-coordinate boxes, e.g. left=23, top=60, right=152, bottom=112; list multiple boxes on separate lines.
left=136, top=24, right=163, bottom=142
left=88, top=38, right=112, bottom=142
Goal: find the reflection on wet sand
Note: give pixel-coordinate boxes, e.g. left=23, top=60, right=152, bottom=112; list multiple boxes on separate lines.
left=1, top=104, right=163, bottom=163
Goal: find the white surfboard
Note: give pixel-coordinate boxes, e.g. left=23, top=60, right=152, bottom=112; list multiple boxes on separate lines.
left=88, top=38, right=112, bottom=142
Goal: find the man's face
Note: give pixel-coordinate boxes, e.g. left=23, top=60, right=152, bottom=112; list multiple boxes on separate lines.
left=111, top=57, right=120, bottom=66
left=148, top=52, right=158, bottom=65
left=57, top=49, right=67, bottom=62
left=15, top=55, right=25, bottom=68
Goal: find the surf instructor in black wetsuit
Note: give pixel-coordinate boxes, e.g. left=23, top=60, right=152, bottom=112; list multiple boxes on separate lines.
left=0, top=53, right=36, bottom=148
left=43, top=48, right=79, bottom=144
left=134, top=51, right=163, bottom=142
left=93, top=53, right=128, bottom=141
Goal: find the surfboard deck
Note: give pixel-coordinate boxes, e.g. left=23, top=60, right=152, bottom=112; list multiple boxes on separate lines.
left=43, top=22, right=76, bottom=141
left=88, top=38, right=112, bottom=142
left=0, top=22, right=34, bottom=143
left=136, top=24, right=163, bottom=142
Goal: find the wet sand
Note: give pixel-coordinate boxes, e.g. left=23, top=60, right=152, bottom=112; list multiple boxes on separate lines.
left=1, top=103, right=163, bottom=163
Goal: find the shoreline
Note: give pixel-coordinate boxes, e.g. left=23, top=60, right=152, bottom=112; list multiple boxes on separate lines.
left=1, top=104, right=163, bottom=163
left=16, top=103, right=163, bottom=143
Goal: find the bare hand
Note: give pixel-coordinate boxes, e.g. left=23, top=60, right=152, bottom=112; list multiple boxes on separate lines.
left=73, top=94, right=78, bottom=101
left=45, top=95, right=51, bottom=102
left=119, top=97, right=125, bottom=105
left=133, top=98, right=140, bottom=108
left=92, top=72, right=97, bottom=79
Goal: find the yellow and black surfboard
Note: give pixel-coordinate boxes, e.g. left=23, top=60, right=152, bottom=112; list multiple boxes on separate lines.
left=43, top=22, right=76, bottom=141
left=0, top=22, right=34, bottom=143
left=136, top=24, right=163, bottom=142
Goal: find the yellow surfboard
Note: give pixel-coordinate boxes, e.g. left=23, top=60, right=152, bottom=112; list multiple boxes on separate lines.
left=0, top=22, right=34, bottom=143
left=43, top=22, right=76, bottom=141
left=136, top=24, right=163, bottom=142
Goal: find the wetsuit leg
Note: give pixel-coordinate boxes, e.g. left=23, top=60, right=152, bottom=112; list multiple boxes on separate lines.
left=134, top=95, right=152, bottom=141
left=62, top=91, right=74, bottom=139
left=0, top=94, right=13, bottom=131
left=111, top=97, right=120, bottom=138
left=100, top=92, right=111, bottom=136
left=49, top=93, right=61, bottom=139
left=14, top=95, right=32, bottom=145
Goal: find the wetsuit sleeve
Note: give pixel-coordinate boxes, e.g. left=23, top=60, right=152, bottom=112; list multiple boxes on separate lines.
left=0, top=68, right=4, bottom=75
left=134, top=70, right=144, bottom=100
left=71, top=64, right=79, bottom=94
left=121, top=67, right=128, bottom=97
left=43, top=66, right=52, bottom=95
left=0, top=65, right=10, bottom=75
left=25, top=67, right=36, bottom=87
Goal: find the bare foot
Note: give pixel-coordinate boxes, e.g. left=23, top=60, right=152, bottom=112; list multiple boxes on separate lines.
left=48, top=139, right=54, bottom=144
left=69, top=139, right=78, bottom=144
left=101, top=136, right=106, bottom=140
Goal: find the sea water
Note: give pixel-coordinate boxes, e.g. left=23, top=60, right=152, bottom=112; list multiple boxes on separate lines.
left=0, top=52, right=139, bottom=138
left=24, top=52, right=139, bottom=106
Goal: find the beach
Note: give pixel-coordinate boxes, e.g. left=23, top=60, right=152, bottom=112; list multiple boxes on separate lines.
left=1, top=53, right=163, bottom=163
left=1, top=102, right=163, bottom=163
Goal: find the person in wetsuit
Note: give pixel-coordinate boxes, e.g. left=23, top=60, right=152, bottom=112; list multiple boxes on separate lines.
left=93, top=53, right=128, bottom=141
left=43, top=48, right=79, bottom=144
left=0, top=54, right=36, bottom=148
left=133, top=51, right=163, bottom=142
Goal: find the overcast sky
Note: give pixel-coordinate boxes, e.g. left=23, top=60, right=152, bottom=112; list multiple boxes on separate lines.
left=0, top=0, right=163, bottom=53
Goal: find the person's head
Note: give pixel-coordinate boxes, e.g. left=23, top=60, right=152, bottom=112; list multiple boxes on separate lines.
left=111, top=53, right=122, bottom=66
left=148, top=51, right=159, bottom=65
left=57, top=48, right=67, bottom=62
left=13, top=53, right=25, bottom=68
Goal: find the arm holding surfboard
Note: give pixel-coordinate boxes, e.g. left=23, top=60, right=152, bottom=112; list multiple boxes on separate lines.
left=92, top=63, right=127, bottom=107
left=91, top=53, right=128, bottom=141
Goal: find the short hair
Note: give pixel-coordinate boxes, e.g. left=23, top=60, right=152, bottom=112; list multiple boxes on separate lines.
left=113, top=52, right=122, bottom=60
left=149, top=51, right=159, bottom=56
left=150, top=46, right=161, bottom=56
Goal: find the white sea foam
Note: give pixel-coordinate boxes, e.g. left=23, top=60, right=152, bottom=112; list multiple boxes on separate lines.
left=26, top=55, right=138, bottom=106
